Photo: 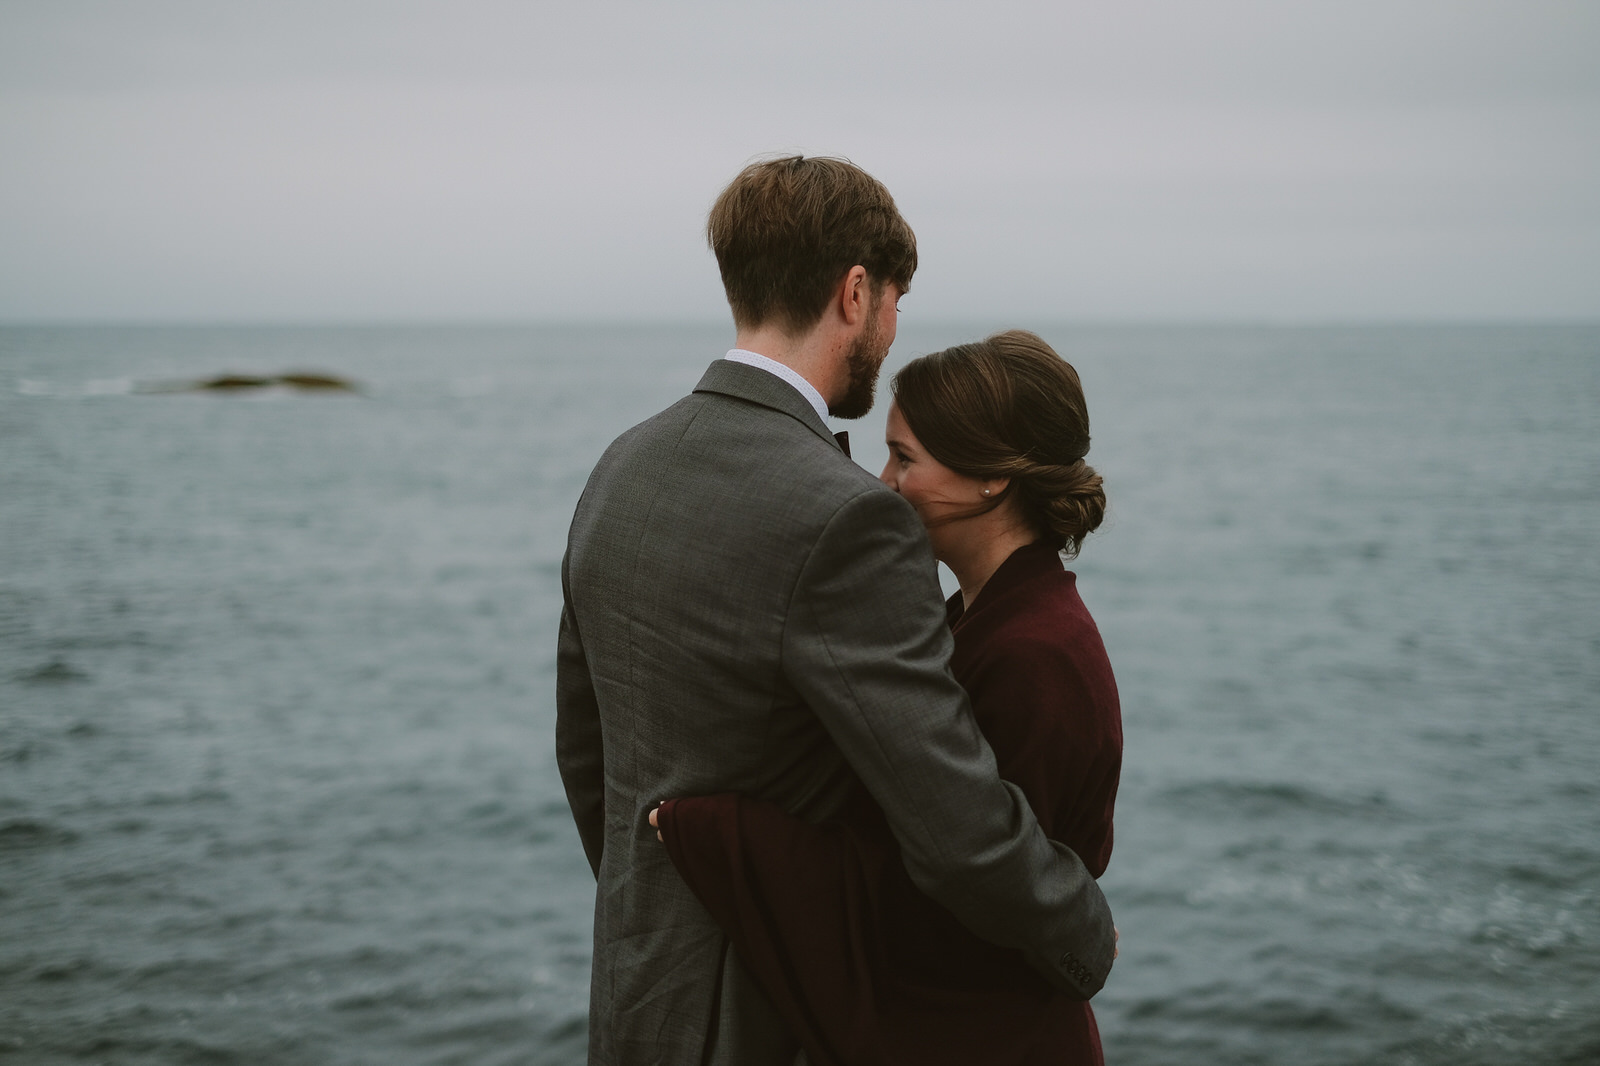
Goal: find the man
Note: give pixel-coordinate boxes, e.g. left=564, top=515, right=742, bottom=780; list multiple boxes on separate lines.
left=556, top=156, right=1116, bottom=1065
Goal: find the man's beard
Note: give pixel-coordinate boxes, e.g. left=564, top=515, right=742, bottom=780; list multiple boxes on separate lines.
left=828, top=313, right=887, bottom=420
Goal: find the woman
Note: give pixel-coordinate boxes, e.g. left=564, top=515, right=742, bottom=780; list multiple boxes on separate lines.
left=654, top=330, right=1122, bottom=1065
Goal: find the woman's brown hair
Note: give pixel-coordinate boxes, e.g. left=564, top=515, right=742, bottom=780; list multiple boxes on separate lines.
left=891, top=330, right=1105, bottom=557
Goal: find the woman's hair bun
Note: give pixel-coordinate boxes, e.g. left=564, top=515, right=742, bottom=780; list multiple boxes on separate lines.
left=892, top=330, right=1105, bottom=556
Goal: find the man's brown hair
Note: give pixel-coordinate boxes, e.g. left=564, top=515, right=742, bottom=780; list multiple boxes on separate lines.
left=707, top=155, right=917, bottom=332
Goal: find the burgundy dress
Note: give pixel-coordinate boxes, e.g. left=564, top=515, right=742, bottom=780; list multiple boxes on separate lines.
left=657, top=540, right=1123, bottom=1065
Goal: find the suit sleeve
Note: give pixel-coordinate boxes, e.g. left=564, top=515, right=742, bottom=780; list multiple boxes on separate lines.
left=780, top=489, right=1116, bottom=997
left=555, top=548, right=606, bottom=879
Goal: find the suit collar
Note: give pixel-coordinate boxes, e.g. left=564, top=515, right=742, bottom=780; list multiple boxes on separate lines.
left=723, top=349, right=830, bottom=423
left=693, top=359, right=844, bottom=453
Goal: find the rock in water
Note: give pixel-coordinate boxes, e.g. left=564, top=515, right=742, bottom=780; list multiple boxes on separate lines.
left=135, top=372, right=361, bottom=394
left=198, top=375, right=276, bottom=390
left=277, top=373, right=359, bottom=392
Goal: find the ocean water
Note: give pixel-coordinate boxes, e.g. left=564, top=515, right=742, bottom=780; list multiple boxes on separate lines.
left=2, top=323, right=1597, bottom=1065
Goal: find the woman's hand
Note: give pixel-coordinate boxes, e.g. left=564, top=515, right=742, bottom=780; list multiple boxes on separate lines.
left=648, top=805, right=663, bottom=841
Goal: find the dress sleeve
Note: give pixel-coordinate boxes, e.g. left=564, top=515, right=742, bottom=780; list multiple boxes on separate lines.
left=656, top=791, right=911, bottom=1066
left=555, top=549, right=606, bottom=879
left=963, top=633, right=1121, bottom=879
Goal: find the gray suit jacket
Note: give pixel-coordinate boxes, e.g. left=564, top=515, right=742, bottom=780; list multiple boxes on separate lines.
left=556, top=359, right=1115, bottom=1066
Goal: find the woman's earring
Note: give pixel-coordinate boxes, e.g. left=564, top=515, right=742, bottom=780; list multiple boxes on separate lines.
left=981, top=488, right=991, bottom=497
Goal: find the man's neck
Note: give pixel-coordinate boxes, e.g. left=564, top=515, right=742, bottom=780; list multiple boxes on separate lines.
left=733, top=321, right=845, bottom=409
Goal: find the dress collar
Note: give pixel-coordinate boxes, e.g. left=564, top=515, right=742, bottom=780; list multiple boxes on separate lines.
left=947, top=540, right=1065, bottom=630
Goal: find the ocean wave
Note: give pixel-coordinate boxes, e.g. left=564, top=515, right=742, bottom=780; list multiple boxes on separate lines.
left=12, top=659, right=91, bottom=685
left=1124, top=984, right=1421, bottom=1031
left=1160, top=780, right=1401, bottom=820
left=0, top=817, right=80, bottom=851
left=1383, top=1003, right=1600, bottom=1066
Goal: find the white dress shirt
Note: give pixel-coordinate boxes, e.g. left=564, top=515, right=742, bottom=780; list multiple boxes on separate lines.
left=723, top=349, right=830, bottom=425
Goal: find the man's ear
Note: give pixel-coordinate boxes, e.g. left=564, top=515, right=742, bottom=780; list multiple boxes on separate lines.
left=837, top=265, right=870, bottom=325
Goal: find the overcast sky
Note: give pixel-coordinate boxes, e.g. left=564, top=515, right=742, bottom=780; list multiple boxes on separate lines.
left=2, top=0, right=1596, bottom=322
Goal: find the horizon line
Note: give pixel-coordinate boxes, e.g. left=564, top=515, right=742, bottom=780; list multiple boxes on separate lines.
left=4, top=315, right=1599, bottom=330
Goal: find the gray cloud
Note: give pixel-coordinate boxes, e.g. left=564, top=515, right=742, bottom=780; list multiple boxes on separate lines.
left=2, top=0, right=1596, bottom=321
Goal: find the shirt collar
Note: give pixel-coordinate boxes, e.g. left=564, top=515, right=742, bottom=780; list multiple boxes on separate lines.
left=723, top=349, right=830, bottom=425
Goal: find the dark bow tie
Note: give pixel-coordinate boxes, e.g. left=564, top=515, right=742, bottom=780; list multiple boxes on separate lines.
left=833, top=431, right=851, bottom=458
